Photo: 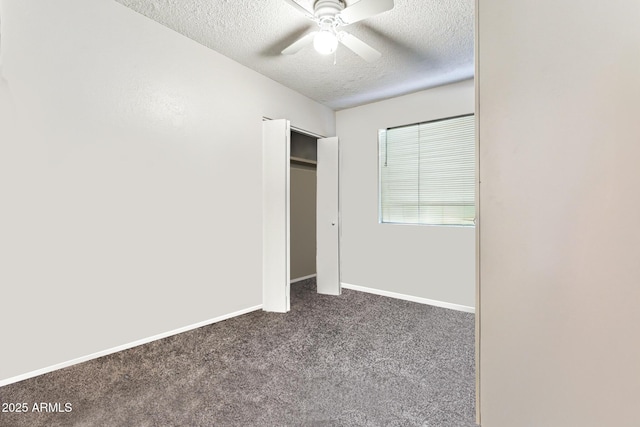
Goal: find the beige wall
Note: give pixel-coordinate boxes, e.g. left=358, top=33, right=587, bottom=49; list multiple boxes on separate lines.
left=336, top=80, right=475, bottom=309
left=477, top=0, right=640, bottom=425
left=290, top=164, right=317, bottom=280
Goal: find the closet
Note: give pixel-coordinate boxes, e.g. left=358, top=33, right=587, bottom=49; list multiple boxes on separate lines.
left=289, top=130, right=317, bottom=281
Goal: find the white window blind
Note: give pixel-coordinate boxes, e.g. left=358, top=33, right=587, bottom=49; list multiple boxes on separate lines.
left=379, top=114, right=475, bottom=226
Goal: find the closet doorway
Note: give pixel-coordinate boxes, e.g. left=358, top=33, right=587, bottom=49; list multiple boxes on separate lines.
left=290, top=130, right=318, bottom=284
left=262, top=119, right=340, bottom=312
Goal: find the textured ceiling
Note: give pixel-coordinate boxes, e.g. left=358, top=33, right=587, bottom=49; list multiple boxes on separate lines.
left=114, top=0, right=474, bottom=110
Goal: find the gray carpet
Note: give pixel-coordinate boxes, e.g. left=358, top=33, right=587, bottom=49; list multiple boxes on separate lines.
left=0, top=279, right=477, bottom=427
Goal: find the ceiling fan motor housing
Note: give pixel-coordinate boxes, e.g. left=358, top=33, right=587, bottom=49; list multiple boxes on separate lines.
left=314, top=0, right=345, bottom=23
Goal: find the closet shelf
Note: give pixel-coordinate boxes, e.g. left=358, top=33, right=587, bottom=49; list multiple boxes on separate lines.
left=290, top=156, right=317, bottom=165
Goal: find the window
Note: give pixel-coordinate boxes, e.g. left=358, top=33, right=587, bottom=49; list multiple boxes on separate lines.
left=379, top=114, right=475, bottom=226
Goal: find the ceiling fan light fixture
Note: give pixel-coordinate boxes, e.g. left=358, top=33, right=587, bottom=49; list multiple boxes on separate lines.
left=313, top=30, right=338, bottom=55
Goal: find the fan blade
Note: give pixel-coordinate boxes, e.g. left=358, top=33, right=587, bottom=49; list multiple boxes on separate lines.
left=339, top=0, right=394, bottom=24
left=282, top=32, right=317, bottom=55
left=282, top=0, right=316, bottom=20
left=338, top=32, right=382, bottom=62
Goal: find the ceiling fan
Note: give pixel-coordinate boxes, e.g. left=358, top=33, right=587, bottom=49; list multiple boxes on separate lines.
left=281, top=0, right=394, bottom=62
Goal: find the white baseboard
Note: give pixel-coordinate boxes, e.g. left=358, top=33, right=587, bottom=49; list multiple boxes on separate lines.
left=0, top=304, right=263, bottom=388
left=291, top=274, right=317, bottom=284
left=341, top=283, right=475, bottom=314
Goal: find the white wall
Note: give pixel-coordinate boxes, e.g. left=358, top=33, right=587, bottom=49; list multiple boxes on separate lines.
left=0, top=0, right=334, bottom=384
left=336, top=80, right=475, bottom=309
left=478, top=0, right=640, bottom=425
